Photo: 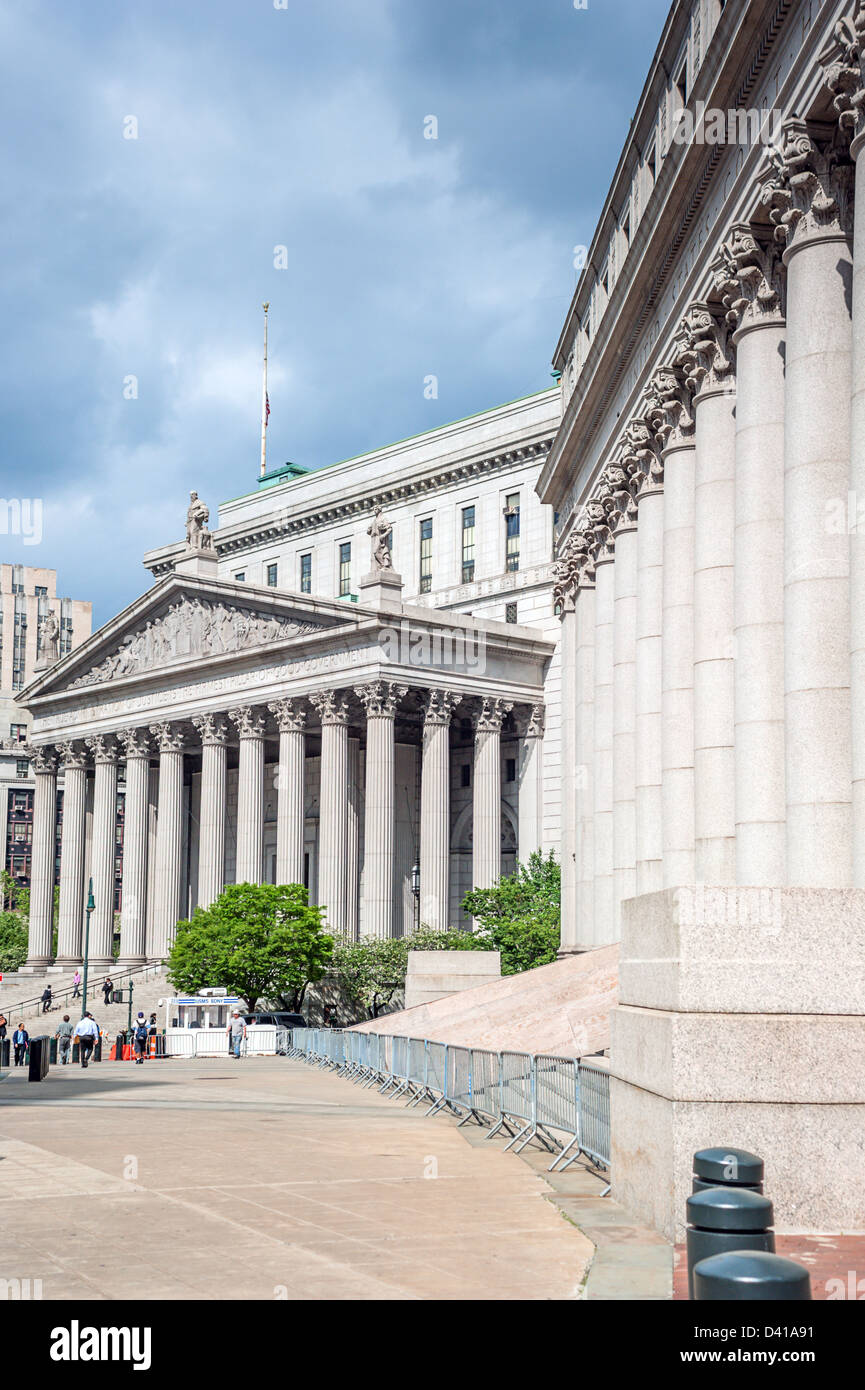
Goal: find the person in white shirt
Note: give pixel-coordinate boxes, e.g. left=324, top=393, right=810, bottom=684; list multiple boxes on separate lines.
left=73, top=1013, right=100, bottom=1068
left=226, top=1011, right=247, bottom=1059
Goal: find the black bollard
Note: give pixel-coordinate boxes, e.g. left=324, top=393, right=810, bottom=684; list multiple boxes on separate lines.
left=115, top=1033, right=126, bottom=1061
left=27, top=1036, right=50, bottom=1082
left=686, top=1187, right=775, bottom=1299
left=694, top=1249, right=812, bottom=1301
left=692, top=1145, right=764, bottom=1194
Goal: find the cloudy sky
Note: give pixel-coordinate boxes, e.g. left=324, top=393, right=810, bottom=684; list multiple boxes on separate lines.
left=0, top=0, right=670, bottom=627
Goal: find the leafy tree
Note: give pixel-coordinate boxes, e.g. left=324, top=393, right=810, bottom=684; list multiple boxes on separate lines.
left=332, top=926, right=479, bottom=1017
left=167, top=882, right=333, bottom=1012
left=0, top=912, right=28, bottom=971
left=462, top=851, right=560, bottom=974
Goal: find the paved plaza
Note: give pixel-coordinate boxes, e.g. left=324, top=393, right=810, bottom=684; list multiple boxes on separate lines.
left=0, top=1057, right=595, bottom=1301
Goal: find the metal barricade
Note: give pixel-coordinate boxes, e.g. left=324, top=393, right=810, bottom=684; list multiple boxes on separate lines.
left=535, top=1054, right=579, bottom=1166
left=406, top=1037, right=427, bottom=1105
left=578, top=1060, right=611, bottom=1173
left=470, top=1049, right=501, bottom=1122
left=388, top=1035, right=410, bottom=1096
left=446, top=1045, right=477, bottom=1124
left=425, top=1041, right=448, bottom=1114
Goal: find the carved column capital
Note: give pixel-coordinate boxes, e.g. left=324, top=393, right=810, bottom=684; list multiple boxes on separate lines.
left=603, top=458, right=639, bottom=535
left=56, top=740, right=88, bottom=771
left=649, top=365, right=695, bottom=450
left=117, top=728, right=153, bottom=760
left=228, top=705, right=267, bottom=740
left=677, top=301, right=736, bottom=396
left=267, top=698, right=307, bottom=734
left=822, top=5, right=865, bottom=155
left=715, top=221, right=786, bottom=333
left=355, top=680, right=408, bottom=718
left=622, top=414, right=664, bottom=500
left=26, top=744, right=59, bottom=775
left=422, top=689, right=462, bottom=725
left=85, top=734, right=121, bottom=765
left=761, top=118, right=854, bottom=254
left=473, top=697, right=513, bottom=734
left=149, top=721, right=186, bottom=754
left=309, top=689, right=350, bottom=726
left=516, top=702, right=545, bottom=739
left=191, top=713, right=230, bottom=747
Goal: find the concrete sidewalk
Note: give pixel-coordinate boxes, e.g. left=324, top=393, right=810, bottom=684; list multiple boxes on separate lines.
left=0, top=1057, right=595, bottom=1301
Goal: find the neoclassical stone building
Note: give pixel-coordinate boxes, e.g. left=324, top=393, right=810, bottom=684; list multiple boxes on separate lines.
left=19, top=391, right=560, bottom=969
left=541, top=0, right=865, bottom=1234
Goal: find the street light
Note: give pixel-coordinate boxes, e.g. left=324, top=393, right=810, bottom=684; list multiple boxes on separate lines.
left=411, top=861, right=420, bottom=930
left=81, top=877, right=95, bottom=1019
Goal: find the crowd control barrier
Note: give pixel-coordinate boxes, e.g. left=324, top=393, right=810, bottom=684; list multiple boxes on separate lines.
left=286, top=1027, right=611, bottom=1177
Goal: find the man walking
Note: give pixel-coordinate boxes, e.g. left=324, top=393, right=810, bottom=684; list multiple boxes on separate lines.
left=74, top=1013, right=99, bottom=1068
left=226, top=1010, right=247, bottom=1059
left=40, top=984, right=52, bottom=1014
left=132, top=1013, right=149, bottom=1065
left=12, top=1022, right=29, bottom=1067
left=55, top=1015, right=74, bottom=1065
left=101, top=976, right=113, bottom=1008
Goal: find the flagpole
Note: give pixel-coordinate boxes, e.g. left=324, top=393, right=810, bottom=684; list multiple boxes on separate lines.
left=259, top=301, right=269, bottom=479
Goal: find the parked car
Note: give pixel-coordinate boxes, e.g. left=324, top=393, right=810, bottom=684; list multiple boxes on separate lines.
left=242, top=1011, right=306, bottom=1029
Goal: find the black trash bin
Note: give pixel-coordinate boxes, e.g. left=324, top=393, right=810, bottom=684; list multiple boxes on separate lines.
left=49, top=1037, right=58, bottom=1064
left=694, top=1249, right=812, bottom=1301
left=0, top=1038, right=9, bottom=1067
left=28, top=1035, right=50, bottom=1082
left=692, top=1146, right=764, bottom=1194
left=686, top=1187, right=775, bottom=1299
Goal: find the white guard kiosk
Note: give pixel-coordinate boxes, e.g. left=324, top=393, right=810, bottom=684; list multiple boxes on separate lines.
left=161, top=990, right=282, bottom=1057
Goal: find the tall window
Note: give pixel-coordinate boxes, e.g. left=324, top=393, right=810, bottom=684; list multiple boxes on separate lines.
left=299, top=553, right=312, bottom=594
left=419, top=518, right=433, bottom=593
left=338, top=542, right=352, bottom=597
left=461, top=506, right=475, bottom=583
left=505, top=492, right=520, bottom=573
left=266, top=562, right=278, bottom=588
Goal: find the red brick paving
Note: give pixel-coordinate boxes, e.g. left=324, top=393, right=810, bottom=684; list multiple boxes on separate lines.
left=674, top=1235, right=865, bottom=1300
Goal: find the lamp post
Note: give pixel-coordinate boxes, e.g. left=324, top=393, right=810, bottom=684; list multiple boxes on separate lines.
left=411, top=860, right=420, bottom=931
left=81, top=877, right=95, bottom=1019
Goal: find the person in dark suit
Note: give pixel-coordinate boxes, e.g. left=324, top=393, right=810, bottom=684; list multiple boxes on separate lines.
left=12, top=1023, right=29, bottom=1067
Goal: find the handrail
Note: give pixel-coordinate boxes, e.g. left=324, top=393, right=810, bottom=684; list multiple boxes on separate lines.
left=0, top=960, right=167, bottom=1020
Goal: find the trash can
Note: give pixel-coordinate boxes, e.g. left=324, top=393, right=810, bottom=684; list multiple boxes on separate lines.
left=693, top=1249, right=812, bottom=1301
left=94, top=1033, right=102, bottom=1062
left=686, top=1187, right=775, bottom=1300
left=0, top=1039, right=8, bottom=1067
left=28, top=1035, right=50, bottom=1082
left=692, top=1146, right=764, bottom=1194
left=49, top=1037, right=58, bottom=1064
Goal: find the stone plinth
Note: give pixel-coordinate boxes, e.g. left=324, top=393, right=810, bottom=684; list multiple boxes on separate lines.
left=174, top=545, right=218, bottom=579
left=609, top=887, right=865, bottom=1241
left=403, top=949, right=501, bottom=1010
left=358, top=567, right=403, bottom=612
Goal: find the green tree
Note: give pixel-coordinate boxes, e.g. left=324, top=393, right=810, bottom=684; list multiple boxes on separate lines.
left=462, top=851, right=560, bottom=974
left=166, top=882, right=333, bottom=1012
left=0, top=911, right=28, bottom=971
left=332, top=926, right=478, bottom=1017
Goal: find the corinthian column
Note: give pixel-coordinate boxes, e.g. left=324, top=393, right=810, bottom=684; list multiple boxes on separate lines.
left=588, top=486, right=616, bottom=943
left=268, top=699, right=306, bottom=888
left=148, top=722, right=185, bottom=961
left=574, top=542, right=596, bottom=948
left=680, top=301, right=737, bottom=885
left=55, top=742, right=87, bottom=964
left=420, top=688, right=461, bottom=931
left=85, top=734, right=120, bottom=967
left=656, top=367, right=696, bottom=887
left=192, top=713, right=228, bottom=907
left=718, top=222, right=787, bottom=885
left=763, top=119, right=854, bottom=886
left=229, top=705, right=266, bottom=885
left=117, top=729, right=152, bottom=965
left=472, top=696, right=512, bottom=895
left=356, top=681, right=407, bottom=938
left=517, top=704, right=545, bottom=863
left=309, top=690, right=350, bottom=933
left=609, top=463, right=638, bottom=926
left=24, top=746, right=58, bottom=967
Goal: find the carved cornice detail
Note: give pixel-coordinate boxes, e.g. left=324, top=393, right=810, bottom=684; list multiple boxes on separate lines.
left=761, top=118, right=854, bottom=251
left=309, top=690, right=350, bottom=726
left=267, top=699, right=307, bottom=734
left=84, top=734, right=120, bottom=765
left=149, top=722, right=186, bottom=754
left=117, top=728, right=153, bottom=760
left=228, top=705, right=267, bottom=740
left=191, top=714, right=230, bottom=747
left=473, top=697, right=513, bottom=734
left=822, top=5, right=865, bottom=151
left=355, top=681, right=408, bottom=718
left=422, top=689, right=463, bottom=726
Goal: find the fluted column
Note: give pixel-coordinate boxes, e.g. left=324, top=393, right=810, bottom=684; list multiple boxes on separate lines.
left=628, top=414, right=665, bottom=895
left=420, top=689, right=461, bottom=931
left=310, top=690, right=350, bottom=933
left=763, top=120, right=854, bottom=886
left=720, top=223, right=788, bottom=885
left=590, top=504, right=616, bottom=944
left=517, top=704, right=545, bottom=863
left=229, top=705, right=266, bottom=885
left=574, top=556, right=596, bottom=948
left=192, top=713, right=228, bottom=907
left=117, top=729, right=152, bottom=965
left=472, top=697, right=512, bottom=896
left=346, top=736, right=360, bottom=936
left=356, top=681, right=407, bottom=938
left=148, top=722, right=185, bottom=961
left=55, top=742, right=87, bottom=964
left=268, top=699, right=306, bottom=888
left=85, top=734, right=119, bottom=968
left=681, top=302, right=737, bottom=884
left=24, top=746, right=58, bottom=967
left=556, top=570, right=579, bottom=949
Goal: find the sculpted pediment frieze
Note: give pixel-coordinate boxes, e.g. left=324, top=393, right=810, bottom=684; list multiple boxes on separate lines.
left=69, top=596, right=327, bottom=689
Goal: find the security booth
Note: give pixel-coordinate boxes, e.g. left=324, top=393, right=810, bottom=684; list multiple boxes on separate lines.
left=161, top=991, right=280, bottom=1057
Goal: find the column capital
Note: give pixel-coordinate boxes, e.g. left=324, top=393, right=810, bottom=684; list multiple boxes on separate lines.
left=553, top=526, right=593, bottom=613
left=822, top=5, right=865, bottom=156
left=117, top=728, right=153, bottom=760
left=25, top=744, right=59, bottom=774
left=715, top=220, right=786, bottom=336
left=676, top=301, right=736, bottom=397
left=473, top=697, right=513, bottom=734
left=149, top=721, right=186, bottom=754
left=268, top=697, right=307, bottom=733
left=192, top=713, right=230, bottom=746
left=761, top=118, right=854, bottom=257
left=650, top=365, right=695, bottom=451
left=621, top=414, right=664, bottom=501
left=228, top=705, right=267, bottom=740
left=56, top=740, right=88, bottom=770
left=516, top=702, right=545, bottom=739
left=310, top=689, right=350, bottom=725
left=84, top=734, right=120, bottom=765
left=422, top=689, right=462, bottom=726
left=355, top=680, right=408, bottom=718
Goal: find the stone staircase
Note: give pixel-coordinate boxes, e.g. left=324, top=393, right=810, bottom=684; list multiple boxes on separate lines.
left=0, top=965, right=172, bottom=1032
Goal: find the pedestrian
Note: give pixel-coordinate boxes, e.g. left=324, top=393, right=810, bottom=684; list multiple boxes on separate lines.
left=0, top=1013, right=6, bottom=1067
left=12, top=1021, right=29, bottom=1067
left=226, top=1010, right=247, bottom=1059
left=71, top=969, right=81, bottom=999
left=74, top=1013, right=99, bottom=1068
left=132, top=1013, right=149, bottom=1065
left=41, top=983, right=52, bottom=1014
left=55, top=1015, right=74, bottom=1065
left=101, top=976, right=113, bottom=1007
